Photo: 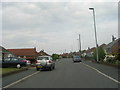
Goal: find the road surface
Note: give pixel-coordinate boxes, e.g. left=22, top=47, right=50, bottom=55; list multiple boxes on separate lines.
left=2, top=58, right=119, bottom=88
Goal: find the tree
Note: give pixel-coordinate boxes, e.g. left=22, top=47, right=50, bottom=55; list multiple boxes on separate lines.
left=93, top=47, right=106, bottom=61
left=52, top=54, right=59, bottom=60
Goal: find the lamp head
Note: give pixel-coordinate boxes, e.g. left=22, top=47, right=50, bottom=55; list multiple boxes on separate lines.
left=89, top=8, right=94, bottom=10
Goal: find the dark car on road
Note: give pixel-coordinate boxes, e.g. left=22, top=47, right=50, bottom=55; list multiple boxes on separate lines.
left=73, top=56, right=82, bottom=62
left=1, top=57, right=27, bottom=68
left=36, top=56, right=55, bottom=71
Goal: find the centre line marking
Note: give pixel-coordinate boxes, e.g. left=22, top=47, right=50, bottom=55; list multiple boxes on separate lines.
left=2, top=71, right=40, bottom=89
left=82, top=63, right=120, bottom=84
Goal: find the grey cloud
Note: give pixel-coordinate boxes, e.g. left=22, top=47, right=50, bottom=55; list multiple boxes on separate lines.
left=2, top=2, right=118, bottom=54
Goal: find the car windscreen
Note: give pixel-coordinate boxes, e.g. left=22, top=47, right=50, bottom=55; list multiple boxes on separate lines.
left=38, top=57, right=49, bottom=60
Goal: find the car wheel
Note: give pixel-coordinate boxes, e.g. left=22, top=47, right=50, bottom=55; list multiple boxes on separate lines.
left=17, top=64, right=21, bottom=69
left=49, top=66, right=53, bottom=71
left=36, top=68, right=39, bottom=71
left=53, top=65, right=55, bottom=69
left=40, top=69, right=43, bottom=71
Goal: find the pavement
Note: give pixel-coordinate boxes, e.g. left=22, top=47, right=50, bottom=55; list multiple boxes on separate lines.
left=2, top=58, right=119, bottom=88
left=82, top=60, right=119, bottom=80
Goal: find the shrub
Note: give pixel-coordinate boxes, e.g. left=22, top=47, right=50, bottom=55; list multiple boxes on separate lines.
left=115, top=60, right=120, bottom=65
left=106, top=57, right=114, bottom=64
left=52, top=54, right=59, bottom=60
left=93, top=47, right=106, bottom=61
left=62, top=56, right=67, bottom=58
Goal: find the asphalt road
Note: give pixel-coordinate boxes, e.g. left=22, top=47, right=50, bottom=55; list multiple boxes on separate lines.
left=2, top=67, right=37, bottom=87
left=2, top=58, right=120, bottom=88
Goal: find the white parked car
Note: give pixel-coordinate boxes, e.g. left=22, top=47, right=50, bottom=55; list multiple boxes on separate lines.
left=36, top=56, right=55, bottom=71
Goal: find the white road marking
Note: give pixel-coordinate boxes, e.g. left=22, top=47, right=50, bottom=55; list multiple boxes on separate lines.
left=2, top=71, right=40, bottom=89
left=82, top=63, right=120, bottom=84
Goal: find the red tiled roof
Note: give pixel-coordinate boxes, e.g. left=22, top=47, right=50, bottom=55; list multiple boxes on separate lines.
left=37, top=50, right=50, bottom=56
left=7, top=48, right=36, bottom=56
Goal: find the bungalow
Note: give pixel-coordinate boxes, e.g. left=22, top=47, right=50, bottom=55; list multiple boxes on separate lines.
left=37, top=50, right=50, bottom=56
left=105, top=38, right=120, bottom=55
left=81, top=50, right=86, bottom=57
left=82, top=44, right=106, bottom=58
left=7, top=47, right=37, bottom=63
left=60, top=53, right=70, bottom=58
left=0, top=46, right=17, bottom=60
left=85, top=47, right=96, bottom=57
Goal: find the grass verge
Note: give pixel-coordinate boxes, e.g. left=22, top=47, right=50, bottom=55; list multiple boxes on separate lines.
left=3, top=68, right=21, bottom=74
left=0, top=67, right=29, bottom=77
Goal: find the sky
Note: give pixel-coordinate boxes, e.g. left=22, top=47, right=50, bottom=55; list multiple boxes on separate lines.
left=1, top=0, right=118, bottom=55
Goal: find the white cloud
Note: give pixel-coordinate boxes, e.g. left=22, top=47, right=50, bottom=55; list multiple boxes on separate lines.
left=2, top=2, right=118, bottom=54
left=0, top=3, right=2, bottom=46
left=1, top=0, right=119, bottom=2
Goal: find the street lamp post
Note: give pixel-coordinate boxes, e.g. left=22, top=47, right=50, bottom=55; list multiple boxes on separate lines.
left=79, top=34, right=81, bottom=53
left=89, top=8, right=99, bottom=63
left=79, top=34, right=81, bottom=56
left=77, top=34, right=81, bottom=57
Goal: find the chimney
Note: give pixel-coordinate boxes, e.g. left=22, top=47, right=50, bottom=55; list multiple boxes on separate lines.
left=88, top=47, right=90, bottom=50
left=112, top=35, right=116, bottom=42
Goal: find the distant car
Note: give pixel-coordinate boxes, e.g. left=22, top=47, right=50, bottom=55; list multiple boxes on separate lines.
left=2, top=57, right=27, bottom=68
left=73, top=56, right=82, bottom=62
left=36, top=56, right=55, bottom=71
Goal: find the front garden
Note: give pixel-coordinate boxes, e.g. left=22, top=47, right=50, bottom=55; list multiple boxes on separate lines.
left=84, top=47, right=120, bottom=67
